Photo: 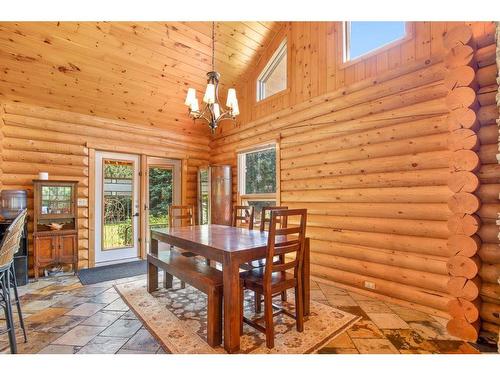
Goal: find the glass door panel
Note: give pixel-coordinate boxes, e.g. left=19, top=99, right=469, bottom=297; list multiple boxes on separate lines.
left=148, top=166, right=173, bottom=230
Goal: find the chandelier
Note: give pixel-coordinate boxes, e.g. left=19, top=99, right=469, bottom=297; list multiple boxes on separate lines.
left=184, top=22, right=239, bottom=133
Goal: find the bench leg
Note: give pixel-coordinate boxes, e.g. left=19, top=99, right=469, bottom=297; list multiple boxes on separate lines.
left=163, top=271, right=173, bottom=289
left=147, top=261, right=158, bottom=293
left=206, top=288, right=222, bottom=347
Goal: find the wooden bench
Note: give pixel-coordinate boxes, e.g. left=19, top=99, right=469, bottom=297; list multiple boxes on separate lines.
left=147, top=250, right=223, bottom=347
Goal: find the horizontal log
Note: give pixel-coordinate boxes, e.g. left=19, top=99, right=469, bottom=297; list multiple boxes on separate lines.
left=477, top=224, right=500, bottom=244
left=449, top=150, right=480, bottom=172
left=477, top=84, right=498, bottom=106
left=2, top=149, right=88, bottom=167
left=2, top=137, right=88, bottom=155
left=1, top=161, right=88, bottom=177
left=446, top=255, right=481, bottom=278
left=447, top=276, right=481, bottom=301
left=475, top=44, right=496, bottom=67
left=447, top=235, right=481, bottom=257
left=480, top=283, right=500, bottom=300
left=443, top=25, right=474, bottom=50
left=311, top=239, right=448, bottom=275
left=445, top=87, right=478, bottom=111
left=282, top=186, right=453, bottom=204
left=477, top=64, right=498, bottom=87
left=475, top=184, right=500, bottom=203
left=311, top=263, right=451, bottom=312
left=477, top=203, right=500, bottom=223
left=479, top=263, right=500, bottom=284
left=282, top=169, right=451, bottom=191
left=447, top=129, right=479, bottom=151
left=447, top=298, right=480, bottom=323
left=310, top=252, right=450, bottom=293
left=305, top=226, right=448, bottom=257
left=477, top=124, right=497, bottom=144
left=2, top=173, right=88, bottom=187
left=444, top=66, right=477, bottom=91
left=447, top=171, right=480, bottom=193
left=447, top=213, right=480, bottom=236
left=478, top=144, right=498, bottom=164
left=480, top=303, right=500, bottom=325
left=306, top=214, right=449, bottom=238
left=446, top=318, right=480, bottom=341
left=478, top=244, right=500, bottom=264
left=447, top=108, right=478, bottom=131
left=285, top=201, right=451, bottom=221
left=282, top=150, right=451, bottom=180
left=444, top=45, right=475, bottom=70
left=478, top=164, right=500, bottom=184
left=447, top=192, right=481, bottom=214
left=481, top=321, right=500, bottom=335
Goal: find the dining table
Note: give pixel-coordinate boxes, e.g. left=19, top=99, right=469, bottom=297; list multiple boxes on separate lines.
left=148, top=224, right=310, bottom=353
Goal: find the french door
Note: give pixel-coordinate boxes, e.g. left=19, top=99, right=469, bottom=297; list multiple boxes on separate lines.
left=94, top=151, right=140, bottom=265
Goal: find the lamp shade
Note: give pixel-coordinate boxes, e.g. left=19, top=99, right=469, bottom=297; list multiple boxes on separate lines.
left=213, top=103, right=221, bottom=119
left=190, top=98, right=199, bottom=112
left=185, top=88, right=196, bottom=106
left=203, top=83, right=216, bottom=104
left=231, top=100, right=239, bottom=116
left=226, top=88, right=237, bottom=108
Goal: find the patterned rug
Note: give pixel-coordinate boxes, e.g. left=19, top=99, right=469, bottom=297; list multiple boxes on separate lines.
left=115, top=279, right=360, bottom=354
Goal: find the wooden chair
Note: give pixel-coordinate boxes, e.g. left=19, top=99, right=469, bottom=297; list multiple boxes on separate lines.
left=232, top=205, right=254, bottom=230
left=240, top=208, right=307, bottom=349
left=259, top=206, right=288, bottom=232
left=0, top=209, right=28, bottom=354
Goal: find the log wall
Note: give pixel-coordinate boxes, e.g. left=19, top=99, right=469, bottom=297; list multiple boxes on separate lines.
left=211, top=22, right=499, bottom=337
left=0, top=101, right=209, bottom=273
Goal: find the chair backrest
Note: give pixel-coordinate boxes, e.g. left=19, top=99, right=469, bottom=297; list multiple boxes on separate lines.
left=0, top=209, right=27, bottom=269
left=232, top=205, right=254, bottom=230
left=264, top=209, right=307, bottom=286
left=168, top=205, right=194, bottom=227
left=259, top=206, right=288, bottom=232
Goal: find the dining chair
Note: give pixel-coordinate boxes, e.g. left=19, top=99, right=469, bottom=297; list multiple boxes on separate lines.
left=0, top=209, right=28, bottom=354
left=232, top=205, right=254, bottom=230
left=239, top=208, right=307, bottom=349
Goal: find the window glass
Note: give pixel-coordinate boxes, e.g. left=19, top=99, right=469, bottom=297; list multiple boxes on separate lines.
left=244, top=147, right=276, bottom=195
left=257, top=39, right=287, bottom=101
left=345, top=22, right=406, bottom=61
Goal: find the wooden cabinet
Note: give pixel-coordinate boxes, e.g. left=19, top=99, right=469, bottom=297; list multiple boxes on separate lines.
left=33, top=180, right=79, bottom=280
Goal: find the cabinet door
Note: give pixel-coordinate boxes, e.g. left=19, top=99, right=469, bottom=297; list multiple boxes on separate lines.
left=58, top=234, right=77, bottom=263
left=36, top=236, right=57, bottom=264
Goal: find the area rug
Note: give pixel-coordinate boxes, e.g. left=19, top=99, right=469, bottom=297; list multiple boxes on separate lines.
left=115, top=279, right=360, bottom=354
left=78, top=260, right=146, bottom=285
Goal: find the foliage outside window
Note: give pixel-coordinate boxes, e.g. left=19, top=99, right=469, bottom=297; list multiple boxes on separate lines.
left=238, top=145, right=277, bottom=223
left=343, top=21, right=407, bottom=62
left=256, top=39, right=287, bottom=101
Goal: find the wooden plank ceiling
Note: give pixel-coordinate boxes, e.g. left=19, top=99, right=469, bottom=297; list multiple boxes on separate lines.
left=0, top=21, right=282, bottom=134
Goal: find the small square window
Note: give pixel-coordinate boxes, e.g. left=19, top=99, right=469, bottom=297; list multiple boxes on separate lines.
left=344, top=22, right=407, bottom=62
left=256, top=39, right=287, bottom=101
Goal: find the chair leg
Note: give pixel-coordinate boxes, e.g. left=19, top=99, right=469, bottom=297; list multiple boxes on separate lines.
left=180, top=280, right=186, bottom=289
left=264, top=292, right=274, bottom=349
left=295, top=281, right=304, bottom=333
left=9, top=264, right=27, bottom=343
left=254, top=292, right=262, bottom=313
left=206, top=288, right=222, bottom=347
left=281, top=291, right=287, bottom=302
left=1, top=271, right=17, bottom=354
left=240, top=286, right=244, bottom=335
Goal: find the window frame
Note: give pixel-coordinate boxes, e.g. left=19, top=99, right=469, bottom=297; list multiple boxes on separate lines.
left=256, top=38, right=288, bottom=102
left=237, top=143, right=279, bottom=222
left=341, top=21, right=412, bottom=68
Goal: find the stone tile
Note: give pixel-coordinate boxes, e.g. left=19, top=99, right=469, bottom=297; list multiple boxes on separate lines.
left=77, top=336, right=128, bottom=354
left=66, top=302, right=107, bottom=317
left=99, top=319, right=142, bottom=338
left=367, top=313, right=410, bottom=329
left=352, top=338, right=399, bottom=354
left=50, top=295, right=90, bottom=309
left=347, top=320, right=385, bottom=339
left=81, top=311, right=124, bottom=326
left=388, top=304, right=434, bottom=322
left=318, top=283, right=349, bottom=296
left=36, top=315, right=87, bottom=333
left=120, top=310, right=139, bottom=320
left=74, top=286, right=110, bottom=297
left=22, top=299, right=57, bottom=313
left=25, top=307, right=70, bottom=329
left=382, top=329, right=439, bottom=353
left=122, top=329, right=160, bottom=352
left=326, top=295, right=358, bottom=307
left=11, top=331, right=63, bottom=354
left=117, top=348, right=155, bottom=354
left=323, top=332, right=356, bottom=349
left=336, top=305, right=370, bottom=320
left=52, top=325, right=106, bottom=346
left=430, top=340, right=480, bottom=354
left=310, top=289, right=328, bottom=302
left=409, top=321, right=457, bottom=340
left=348, top=291, right=375, bottom=302
left=156, top=347, right=168, bottom=354
left=88, top=291, right=120, bottom=304
left=38, top=344, right=80, bottom=354
left=102, top=298, right=130, bottom=312
left=357, top=300, right=393, bottom=314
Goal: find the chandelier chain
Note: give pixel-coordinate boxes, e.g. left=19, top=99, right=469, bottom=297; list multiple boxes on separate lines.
left=211, top=21, right=215, bottom=71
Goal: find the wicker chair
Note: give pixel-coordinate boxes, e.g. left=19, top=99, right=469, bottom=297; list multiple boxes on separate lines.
left=0, top=209, right=28, bottom=354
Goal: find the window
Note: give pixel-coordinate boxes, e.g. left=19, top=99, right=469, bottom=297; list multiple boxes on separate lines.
left=256, top=39, right=287, bottom=101
left=238, top=145, right=277, bottom=222
left=343, top=22, right=407, bottom=62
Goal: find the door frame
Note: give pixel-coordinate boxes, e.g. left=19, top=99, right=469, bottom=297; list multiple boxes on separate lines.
left=93, top=151, right=141, bottom=266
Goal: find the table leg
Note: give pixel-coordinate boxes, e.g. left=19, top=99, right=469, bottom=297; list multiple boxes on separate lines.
left=302, top=237, right=310, bottom=316
left=147, top=239, right=159, bottom=293
left=223, top=254, right=241, bottom=353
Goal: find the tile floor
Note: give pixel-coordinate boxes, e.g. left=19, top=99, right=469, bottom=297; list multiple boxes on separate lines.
left=0, top=273, right=494, bottom=354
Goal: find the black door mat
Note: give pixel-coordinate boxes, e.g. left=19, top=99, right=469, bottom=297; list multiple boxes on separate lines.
left=77, top=260, right=146, bottom=285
